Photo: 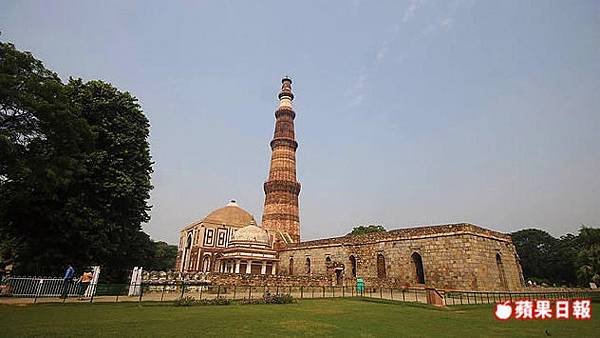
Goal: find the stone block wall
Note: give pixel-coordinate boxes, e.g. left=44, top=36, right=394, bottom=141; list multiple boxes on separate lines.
left=277, top=223, right=524, bottom=291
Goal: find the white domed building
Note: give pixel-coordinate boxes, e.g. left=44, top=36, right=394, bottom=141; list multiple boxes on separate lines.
left=176, top=200, right=278, bottom=274
left=176, top=200, right=259, bottom=272
left=218, top=220, right=278, bottom=275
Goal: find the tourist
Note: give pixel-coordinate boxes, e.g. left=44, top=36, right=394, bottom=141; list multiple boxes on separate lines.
left=78, top=269, right=93, bottom=299
left=61, top=264, right=75, bottom=299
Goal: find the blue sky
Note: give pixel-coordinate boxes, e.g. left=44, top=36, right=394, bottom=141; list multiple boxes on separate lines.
left=2, top=0, right=599, bottom=244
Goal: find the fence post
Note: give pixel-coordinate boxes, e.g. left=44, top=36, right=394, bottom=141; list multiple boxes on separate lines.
left=233, top=285, right=236, bottom=300
left=414, top=289, right=418, bottom=302
left=300, top=286, right=303, bottom=299
left=402, top=289, right=405, bottom=302
left=332, top=286, right=335, bottom=298
left=138, top=282, right=144, bottom=304
left=322, top=286, right=325, bottom=298
left=217, top=285, right=221, bottom=298
left=89, top=282, right=96, bottom=303
left=34, top=279, right=43, bottom=304
left=380, top=288, right=383, bottom=299
left=390, top=288, right=393, bottom=300
left=180, top=281, right=185, bottom=299
left=160, top=284, right=166, bottom=302
left=249, top=286, right=252, bottom=299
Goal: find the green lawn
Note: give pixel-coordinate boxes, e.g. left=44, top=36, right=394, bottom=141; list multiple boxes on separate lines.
left=0, top=298, right=597, bottom=337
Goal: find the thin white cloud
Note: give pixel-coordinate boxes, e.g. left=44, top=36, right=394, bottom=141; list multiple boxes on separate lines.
left=402, top=0, right=422, bottom=23
left=440, top=17, right=453, bottom=30
left=346, top=69, right=368, bottom=108
left=376, top=41, right=389, bottom=63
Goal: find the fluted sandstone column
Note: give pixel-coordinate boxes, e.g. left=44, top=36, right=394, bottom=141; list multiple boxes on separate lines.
left=262, top=77, right=301, bottom=245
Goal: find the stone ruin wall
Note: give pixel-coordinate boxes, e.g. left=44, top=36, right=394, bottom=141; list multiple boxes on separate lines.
left=143, top=271, right=331, bottom=287
left=277, top=224, right=525, bottom=291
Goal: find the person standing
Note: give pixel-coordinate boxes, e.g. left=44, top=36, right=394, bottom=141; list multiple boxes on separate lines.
left=61, top=264, right=75, bottom=299
left=78, top=269, right=93, bottom=299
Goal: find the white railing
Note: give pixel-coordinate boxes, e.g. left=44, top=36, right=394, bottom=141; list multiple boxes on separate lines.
left=4, top=277, right=97, bottom=299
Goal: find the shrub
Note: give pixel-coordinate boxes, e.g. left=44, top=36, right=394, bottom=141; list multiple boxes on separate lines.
left=197, top=297, right=231, bottom=306
left=174, top=296, right=196, bottom=307
left=240, top=293, right=295, bottom=305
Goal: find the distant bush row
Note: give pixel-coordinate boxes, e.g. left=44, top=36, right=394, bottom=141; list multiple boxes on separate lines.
left=173, top=293, right=295, bottom=307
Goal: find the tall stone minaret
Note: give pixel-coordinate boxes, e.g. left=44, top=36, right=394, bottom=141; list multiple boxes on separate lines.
left=262, top=77, right=301, bottom=245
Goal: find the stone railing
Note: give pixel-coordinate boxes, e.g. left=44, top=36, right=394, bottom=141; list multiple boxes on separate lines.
left=142, top=271, right=333, bottom=287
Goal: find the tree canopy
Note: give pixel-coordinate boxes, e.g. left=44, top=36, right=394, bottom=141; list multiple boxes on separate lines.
left=511, top=226, right=599, bottom=286
left=0, top=41, right=165, bottom=281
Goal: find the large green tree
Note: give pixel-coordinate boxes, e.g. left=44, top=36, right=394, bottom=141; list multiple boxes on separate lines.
left=0, top=41, right=155, bottom=281
left=575, top=227, right=600, bottom=285
left=511, top=229, right=577, bottom=285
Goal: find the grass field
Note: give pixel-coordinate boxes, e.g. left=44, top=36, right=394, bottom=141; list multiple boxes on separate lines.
left=0, top=298, right=597, bottom=337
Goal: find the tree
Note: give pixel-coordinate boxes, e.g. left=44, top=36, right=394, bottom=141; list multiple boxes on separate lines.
left=66, top=79, right=154, bottom=281
left=510, top=229, right=576, bottom=284
left=0, top=41, right=95, bottom=274
left=144, top=241, right=178, bottom=272
left=575, top=226, right=600, bottom=286
left=0, top=41, right=154, bottom=281
left=348, top=225, right=386, bottom=236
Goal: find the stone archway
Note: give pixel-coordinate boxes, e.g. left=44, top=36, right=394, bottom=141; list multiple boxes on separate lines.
left=411, top=252, right=425, bottom=284
left=201, top=255, right=210, bottom=272
left=377, top=253, right=386, bottom=279
left=349, top=255, right=357, bottom=277
left=182, top=232, right=193, bottom=271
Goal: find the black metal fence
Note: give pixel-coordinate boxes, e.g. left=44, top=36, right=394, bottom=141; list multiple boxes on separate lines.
left=2, top=277, right=598, bottom=306
left=444, top=289, right=599, bottom=306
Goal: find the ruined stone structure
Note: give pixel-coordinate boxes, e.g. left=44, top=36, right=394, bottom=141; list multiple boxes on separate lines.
left=261, top=77, right=301, bottom=246
left=174, top=78, right=525, bottom=292
left=278, top=223, right=524, bottom=291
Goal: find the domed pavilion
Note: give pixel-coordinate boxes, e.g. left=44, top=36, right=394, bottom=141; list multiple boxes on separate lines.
left=218, top=220, right=278, bottom=275
left=176, top=200, right=260, bottom=272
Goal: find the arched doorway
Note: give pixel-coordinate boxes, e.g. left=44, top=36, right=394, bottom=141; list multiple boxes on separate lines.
left=496, top=253, right=508, bottom=290
left=182, top=233, right=193, bottom=271
left=289, top=258, right=294, bottom=275
left=201, top=255, right=210, bottom=272
left=305, top=257, right=311, bottom=274
left=411, top=252, right=425, bottom=284
left=377, top=254, right=386, bottom=278
left=349, top=255, right=357, bottom=277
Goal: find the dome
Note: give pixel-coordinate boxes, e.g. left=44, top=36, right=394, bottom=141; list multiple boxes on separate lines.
left=230, top=220, right=271, bottom=246
left=202, top=200, right=255, bottom=227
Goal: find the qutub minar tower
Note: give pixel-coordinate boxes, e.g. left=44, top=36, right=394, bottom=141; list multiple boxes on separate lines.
left=261, top=77, right=301, bottom=246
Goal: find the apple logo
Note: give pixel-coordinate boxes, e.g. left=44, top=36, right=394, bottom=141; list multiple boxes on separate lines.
left=495, top=301, right=512, bottom=320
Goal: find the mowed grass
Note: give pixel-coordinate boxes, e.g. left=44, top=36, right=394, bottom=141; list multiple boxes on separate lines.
left=0, top=298, right=598, bottom=337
